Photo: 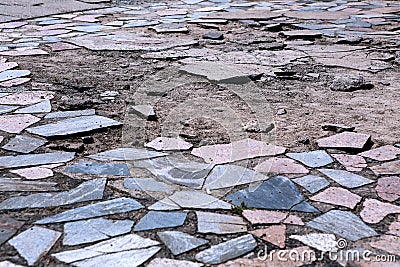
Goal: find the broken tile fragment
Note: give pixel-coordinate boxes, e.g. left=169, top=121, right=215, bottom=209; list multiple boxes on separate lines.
left=168, top=191, right=231, bottom=210
left=286, top=150, right=333, bottom=167
left=317, top=132, right=371, bottom=150
left=0, top=49, right=48, bottom=56
left=0, top=114, right=40, bottom=133
left=124, top=178, right=172, bottom=193
left=0, top=152, right=75, bottom=169
left=10, top=167, right=53, bottom=180
left=148, top=197, right=181, bottom=211
left=14, top=100, right=51, bottom=114
left=254, top=157, right=309, bottom=174
left=0, top=216, right=25, bottom=245
left=0, top=178, right=105, bottom=210
left=310, top=187, right=361, bottom=209
left=0, top=62, right=18, bottom=72
left=196, top=211, right=247, bottom=234
left=157, top=231, right=208, bottom=255
left=47, top=42, right=80, bottom=52
left=370, top=160, right=400, bottom=176
left=289, top=233, right=337, bottom=252
left=360, top=198, right=400, bottom=224
left=250, top=225, right=286, bottom=248
left=370, top=235, right=400, bottom=257
left=293, top=175, right=330, bottom=193
left=376, top=176, right=400, bottom=202
left=129, top=105, right=156, bottom=120
left=0, top=178, right=57, bottom=192
left=281, top=30, right=322, bottom=39
left=0, top=105, right=19, bottom=114
left=225, top=176, right=318, bottom=212
left=195, top=234, right=257, bottom=264
left=307, top=210, right=378, bottom=241
left=26, top=115, right=122, bottom=137
left=145, top=137, right=192, bottom=151
left=0, top=91, right=53, bottom=106
left=318, top=169, right=373, bottom=188
left=2, top=135, right=46, bottom=153
left=331, top=154, right=367, bottom=172
left=191, top=138, right=286, bottom=164
left=0, top=70, right=30, bottom=82
left=147, top=258, right=203, bottom=267
left=65, top=161, right=130, bottom=176
left=63, top=218, right=134, bottom=246
left=35, top=198, right=143, bottom=224
left=359, top=145, right=400, bottom=161
left=44, top=109, right=95, bottom=119
left=8, top=226, right=61, bottom=265
left=134, top=211, right=187, bottom=231
left=88, top=147, right=166, bottom=161
left=242, top=210, right=287, bottom=224
left=0, top=261, right=24, bottom=267
left=284, top=215, right=304, bottom=226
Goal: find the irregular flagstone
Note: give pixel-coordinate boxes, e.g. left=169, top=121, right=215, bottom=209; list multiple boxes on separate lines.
left=0, top=114, right=40, bottom=133
left=376, top=176, right=400, bottom=202
left=195, top=234, right=257, bottom=264
left=0, top=105, right=19, bottom=114
left=0, top=70, right=30, bottom=82
left=360, top=198, right=400, bottom=224
left=134, top=211, right=187, bottom=231
left=254, top=157, right=309, bottom=174
left=157, top=231, right=208, bottom=255
left=0, top=49, right=48, bottom=56
left=0, top=216, right=25, bottom=245
left=44, top=109, right=95, bottom=119
left=284, top=215, right=304, bottom=226
left=0, top=178, right=57, bottom=192
left=148, top=197, right=181, bottom=211
left=370, top=160, right=400, bottom=175
left=8, top=226, right=61, bottom=265
left=63, top=218, right=134, bottom=246
left=289, top=233, right=337, bottom=252
left=281, top=30, right=322, bottom=39
left=388, top=220, right=400, bottom=237
left=206, top=10, right=282, bottom=20
left=168, top=191, right=231, bottom=210
left=0, top=91, right=54, bottom=106
left=286, top=150, right=333, bottom=168
left=10, top=167, right=53, bottom=180
left=35, top=198, right=144, bottom=224
left=318, top=169, right=373, bottom=188
left=310, top=187, right=361, bottom=209
left=293, top=175, right=330, bottom=194
left=2, top=135, right=47, bottom=153
left=285, top=11, right=351, bottom=20
left=0, top=178, right=106, bottom=210
left=307, top=210, right=378, bottom=241
left=124, top=178, right=172, bottom=193
left=47, top=42, right=80, bottom=52
left=242, top=210, right=287, bottom=224
left=225, top=176, right=318, bottom=213
left=52, top=234, right=160, bottom=266
left=0, top=261, right=24, bottom=267
left=145, top=137, right=192, bottom=151
left=129, top=105, right=156, bottom=120
left=196, top=211, right=247, bottom=234
left=14, top=100, right=51, bottom=114
left=204, top=164, right=270, bottom=190
left=0, top=62, right=18, bottom=72
left=331, top=154, right=367, bottom=172
left=359, top=145, right=400, bottom=161
left=147, top=258, right=203, bottom=267
left=26, top=115, right=122, bottom=137
left=250, top=225, right=286, bottom=248
left=191, top=138, right=286, bottom=164
left=0, top=152, right=75, bottom=169
left=65, top=161, right=130, bottom=176
left=89, top=147, right=167, bottom=161
left=317, top=132, right=371, bottom=150
left=370, top=235, right=400, bottom=257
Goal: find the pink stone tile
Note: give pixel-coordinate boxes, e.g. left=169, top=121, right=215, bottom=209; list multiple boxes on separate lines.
left=242, top=210, right=287, bottom=224
left=47, top=42, right=80, bottom=52
left=26, top=29, right=72, bottom=37
left=0, top=57, right=6, bottom=63
left=0, top=91, right=54, bottom=106
left=388, top=221, right=400, bottom=237
left=156, top=9, right=188, bottom=16
left=72, top=15, right=103, bottom=23
left=0, top=114, right=40, bottom=133
left=376, top=176, right=400, bottom=202
left=254, top=157, right=309, bottom=174
left=331, top=154, right=367, bottom=172
left=10, top=167, right=53, bottom=180
left=310, top=187, right=361, bottom=209
left=283, top=215, right=304, bottom=226
left=191, top=138, right=286, bottom=164
left=0, top=78, right=31, bottom=88
left=359, top=145, right=400, bottom=161
left=0, top=49, right=48, bottom=57
left=360, top=199, right=400, bottom=224
left=370, top=161, right=400, bottom=176
left=317, top=132, right=371, bottom=150
left=0, top=136, right=3, bottom=143
left=0, top=22, right=27, bottom=29
left=250, top=225, right=286, bottom=248
left=0, top=62, right=18, bottom=72
left=145, top=137, right=192, bottom=151
left=370, top=235, right=400, bottom=256
left=39, top=23, right=77, bottom=31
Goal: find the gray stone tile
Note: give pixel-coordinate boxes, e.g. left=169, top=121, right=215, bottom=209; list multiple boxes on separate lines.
left=0, top=216, right=25, bottom=245
left=195, top=234, right=257, bottom=264
left=286, top=150, right=333, bottom=167
left=124, top=178, right=172, bottom=193
left=318, top=169, right=373, bottom=188
left=147, top=258, right=203, bottom=267
left=307, top=210, right=378, bottom=241
left=0, top=178, right=57, bottom=192
left=293, top=175, right=330, bottom=194
left=145, top=137, right=193, bottom=151
left=35, top=198, right=143, bottom=225
left=0, top=105, right=18, bottom=114
left=0, top=70, right=30, bottom=82
left=88, top=147, right=167, bottom=161
left=289, top=233, right=337, bottom=252
left=63, top=218, right=134, bottom=246
left=52, top=234, right=160, bottom=266
left=134, top=211, right=187, bottom=231
left=196, top=211, right=247, bottom=234
left=65, top=161, right=130, bottom=176
left=2, top=135, right=47, bottom=153
left=225, top=176, right=319, bottom=212
left=0, top=178, right=106, bottom=210
left=157, top=231, right=208, bottom=255
left=26, top=115, right=122, bottom=137
left=204, top=164, right=269, bottom=190
left=0, top=152, right=75, bottom=169
left=129, top=105, right=155, bottom=120
left=44, top=109, right=95, bottom=119
left=8, top=226, right=61, bottom=265
left=14, top=100, right=51, bottom=114
left=168, top=191, right=231, bottom=210
left=148, top=198, right=181, bottom=211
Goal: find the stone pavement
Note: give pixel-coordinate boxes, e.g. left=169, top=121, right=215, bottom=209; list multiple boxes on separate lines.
left=0, top=0, right=400, bottom=266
